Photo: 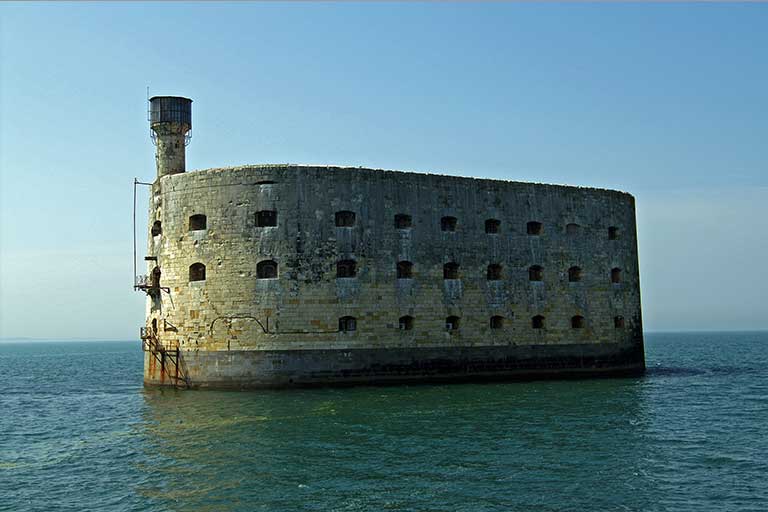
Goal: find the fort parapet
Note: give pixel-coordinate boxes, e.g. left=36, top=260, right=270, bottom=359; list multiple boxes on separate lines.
left=139, top=97, right=644, bottom=388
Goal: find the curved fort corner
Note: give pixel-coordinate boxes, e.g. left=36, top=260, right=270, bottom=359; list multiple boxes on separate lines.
left=139, top=97, right=645, bottom=389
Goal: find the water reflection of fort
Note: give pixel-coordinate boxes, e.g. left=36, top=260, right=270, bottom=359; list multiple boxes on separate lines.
left=137, top=379, right=657, bottom=511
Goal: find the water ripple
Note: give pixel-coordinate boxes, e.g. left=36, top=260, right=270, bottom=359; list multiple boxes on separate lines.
left=1, top=333, right=767, bottom=511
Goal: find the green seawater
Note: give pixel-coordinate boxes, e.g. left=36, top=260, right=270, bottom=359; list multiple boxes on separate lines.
left=1, top=332, right=766, bottom=511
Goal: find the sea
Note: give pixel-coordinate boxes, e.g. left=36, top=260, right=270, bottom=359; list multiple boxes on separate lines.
left=0, top=331, right=766, bottom=512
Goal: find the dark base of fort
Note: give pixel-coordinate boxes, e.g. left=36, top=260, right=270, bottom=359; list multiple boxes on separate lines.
left=144, top=342, right=646, bottom=389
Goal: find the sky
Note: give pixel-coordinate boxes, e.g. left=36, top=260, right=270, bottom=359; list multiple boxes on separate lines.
left=0, top=2, right=766, bottom=339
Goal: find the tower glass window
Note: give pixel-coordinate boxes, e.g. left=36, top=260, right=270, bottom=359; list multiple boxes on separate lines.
left=611, top=268, right=622, bottom=284
left=151, top=220, right=162, bottom=237
left=485, top=219, right=501, bottom=234
left=337, top=259, right=357, bottom=278
left=446, top=316, right=460, bottom=331
left=609, top=226, right=620, bottom=240
left=614, top=316, right=625, bottom=328
left=335, top=211, right=356, bottom=227
left=339, top=316, right=356, bottom=332
left=255, top=210, right=277, bottom=227
left=189, top=214, right=207, bottom=231
left=527, top=221, right=543, bottom=235
left=395, top=214, right=412, bottom=229
left=566, top=223, right=581, bottom=235
left=189, top=262, right=206, bottom=282
left=399, top=316, right=414, bottom=331
left=443, top=262, right=459, bottom=280
left=529, top=265, right=543, bottom=282
left=441, top=216, right=457, bottom=232
left=256, top=260, right=278, bottom=279
left=490, top=316, right=504, bottom=329
left=568, top=266, right=582, bottom=282
left=397, top=261, right=413, bottom=279
left=571, top=315, right=585, bottom=328
left=487, top=264, right=502, bottom=281
left=532, top=315, right=545, bottom=329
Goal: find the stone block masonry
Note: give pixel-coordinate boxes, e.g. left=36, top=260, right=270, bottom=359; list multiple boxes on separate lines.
left=143, top=164, right=644, bottom=388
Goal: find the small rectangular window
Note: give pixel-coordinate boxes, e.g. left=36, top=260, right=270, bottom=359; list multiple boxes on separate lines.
left=397, top=261, right=413, bottom=279
left=339, top=316, right=356, bottom=332
left=335, top=211, right=356, bottom=227
left=189, top=214, right=207, bottom=231
left=566, top=223, right=580, bottom=235
left=527, top=221, right=542, bottom=236
left=337, top=260, right=357, bottom=278
left=256, top=210, right=277, bottom=227
left=485, top=219, right=500, bottom=234
left=395, top=214, right=412, bottom=229
left=441, top=216, right=457, bottom=232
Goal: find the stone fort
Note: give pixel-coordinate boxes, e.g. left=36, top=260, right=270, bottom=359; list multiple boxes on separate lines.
left=138, top=96, right=645, bottom=388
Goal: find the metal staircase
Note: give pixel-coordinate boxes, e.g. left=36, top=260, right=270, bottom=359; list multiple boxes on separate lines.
left=140, top=327, right=189, bottom=389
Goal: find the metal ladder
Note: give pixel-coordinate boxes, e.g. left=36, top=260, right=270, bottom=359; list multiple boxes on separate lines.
left=141, top=327, right=189, bottom=389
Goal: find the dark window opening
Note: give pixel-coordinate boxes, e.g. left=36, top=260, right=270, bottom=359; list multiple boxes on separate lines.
left=614, top=316, right=625, bottom=328
left=397, top=261, right=413, bottom=279
left=490, top=316, right=504, bottom=329
left=487, top=264, right=502, bottom=281
left=441, top=216, right=457, bottom=232
left=189, top=262, right=206, bottom=282
left=189, top=214, right=207, bottom=231
left=256, top=180, right=276, bottom=185
left=485, top=219, right=501, bottom=234
left=151, top=318, right=158, bottom=333
left=337, top=259, right=357, bottom=278
left=527, top=221, right=543, bottom=235
left=151, top=220, right=162, bottom=237
left=443, top=262, right=459, bottom=280
left=571, top=315, right=585, bottom=329
left=255, top=210, right=277, bottom=227
left=395, top=214, right=412, bottom=229
left=151, top=266, right=161, bottom=288
left=399, top=316, right=414, bottom=331
left=532, top=315, right=545, bottom=329
left=446, top=316, right=460, bottom=331
left=339, top=316, right=356, bottom=332
left=609, top=226, right=620, bottom=240
left=566, top=223, right=580, bottom=235
left=568, top=266, right=582, bottom=282
left=529, top=265, right=543, bottom=282
left=256, top=260, right=278, bottom=279
left=335, top=211, right=356, bottom=227
left=611, top=267, right=622, bottom=284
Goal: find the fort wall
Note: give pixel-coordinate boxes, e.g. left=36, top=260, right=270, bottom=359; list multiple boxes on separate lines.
left=143, top=165, right=643, bottom=387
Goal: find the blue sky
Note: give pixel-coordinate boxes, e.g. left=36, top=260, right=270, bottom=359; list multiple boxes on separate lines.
left=1, top=2, right=766, bottom=338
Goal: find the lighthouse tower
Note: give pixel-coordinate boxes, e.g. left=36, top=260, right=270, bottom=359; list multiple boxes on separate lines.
left=149, top=96, right=192, bottom=178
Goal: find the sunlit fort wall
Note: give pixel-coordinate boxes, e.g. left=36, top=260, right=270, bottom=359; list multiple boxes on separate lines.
left=139, top=96, right=644, bottom=388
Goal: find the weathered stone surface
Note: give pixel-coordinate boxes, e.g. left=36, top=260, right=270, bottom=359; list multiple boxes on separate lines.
left=143, top=164, right=645, bottom=388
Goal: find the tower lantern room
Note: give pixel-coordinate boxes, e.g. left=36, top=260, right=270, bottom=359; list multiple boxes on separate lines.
left=149, top=96, right=192, bottom=178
